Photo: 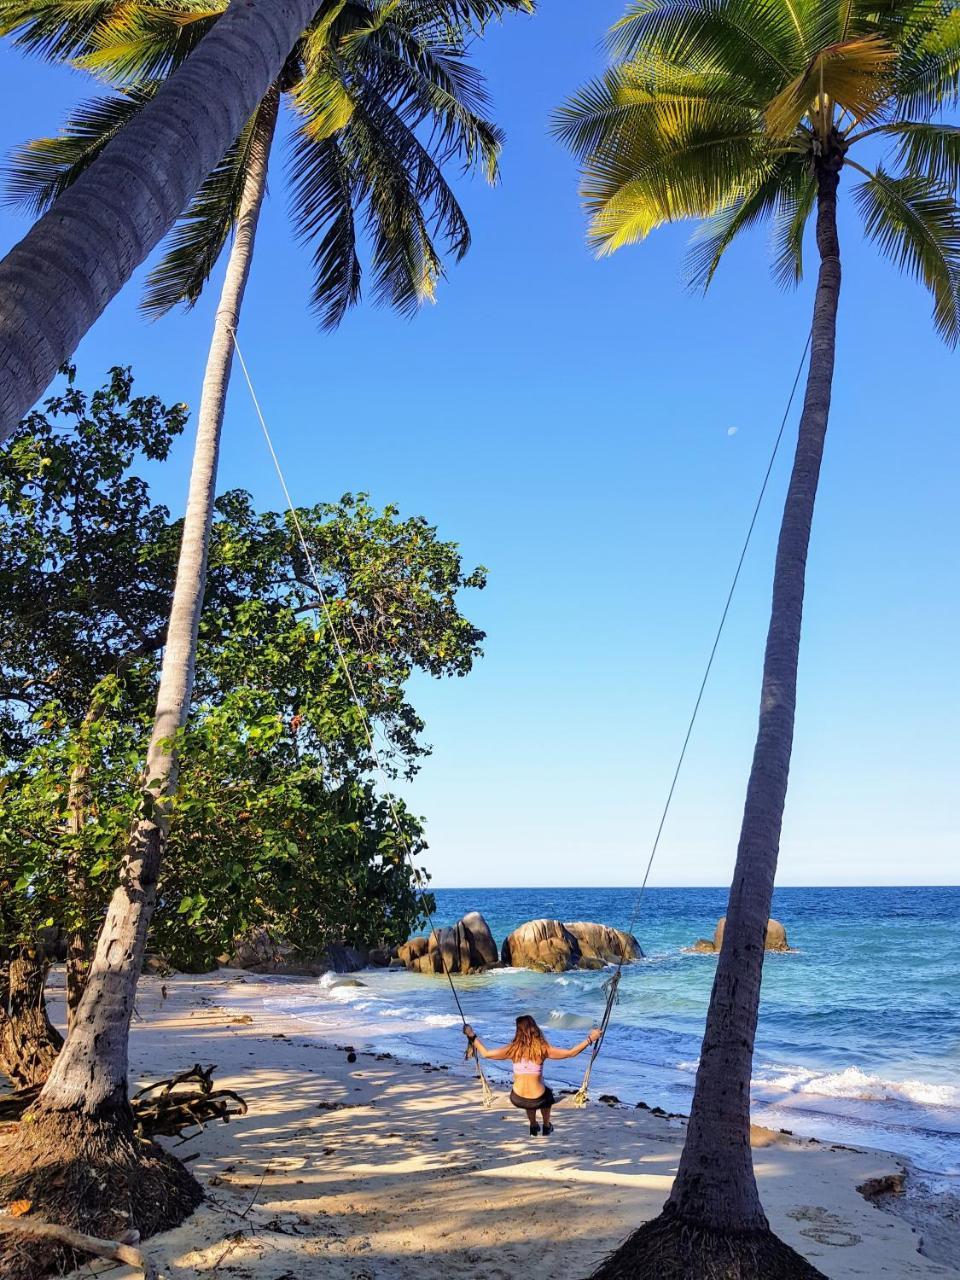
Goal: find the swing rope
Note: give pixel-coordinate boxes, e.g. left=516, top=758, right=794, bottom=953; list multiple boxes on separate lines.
left=230, top=330, right=496, bottom=1107
left=231, top=325, right=810, bottom=1113
left=570, top=329, right=812, bottom=1107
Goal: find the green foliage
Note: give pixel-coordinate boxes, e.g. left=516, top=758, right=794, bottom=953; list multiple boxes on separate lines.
left=553, top=0, right=960, bottom=343
left=0, top=365, right=185, bottom=754
left=0, top=369, right=482, bottom=967
left=3, top=0, right=532, bottom=327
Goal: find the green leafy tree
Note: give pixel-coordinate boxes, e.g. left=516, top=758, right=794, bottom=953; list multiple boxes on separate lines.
left=555, top=0, right=960, bottom=1275
left=0, top=365, right=185, bottom=757
left=0, top=370, right=485, bottom=1259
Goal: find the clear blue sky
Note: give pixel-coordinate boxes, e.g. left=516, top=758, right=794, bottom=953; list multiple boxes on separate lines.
left=1, top=3, right=957, bottom=888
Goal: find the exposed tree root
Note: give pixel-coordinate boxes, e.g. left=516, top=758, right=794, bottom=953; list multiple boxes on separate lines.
left=0, top=1107, right=201, bottom=1279
left=0, top=1213, right=157, bottom=1278
left=589, top=1212, right=828, bottom=1280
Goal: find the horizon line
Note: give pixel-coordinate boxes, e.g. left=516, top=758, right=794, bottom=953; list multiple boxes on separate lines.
left=427, top=883, right=959, bottom=891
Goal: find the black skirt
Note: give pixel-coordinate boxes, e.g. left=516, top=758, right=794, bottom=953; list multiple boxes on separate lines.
left=510, top=1085, right=555, bottom=1110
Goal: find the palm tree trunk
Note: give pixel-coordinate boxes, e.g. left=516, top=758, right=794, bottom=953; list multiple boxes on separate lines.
left=0, top=0, right=321, bottom=446
left=0, top=87, right=280, bottom=1267
left=591, top=162, right=842, bottom=1279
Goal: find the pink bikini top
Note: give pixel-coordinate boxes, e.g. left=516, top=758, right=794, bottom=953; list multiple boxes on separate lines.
left=513, top=1058, right=543, bottom=1077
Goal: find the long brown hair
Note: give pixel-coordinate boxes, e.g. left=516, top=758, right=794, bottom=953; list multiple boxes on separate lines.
left=505, top=1014, right=549, bottom=1064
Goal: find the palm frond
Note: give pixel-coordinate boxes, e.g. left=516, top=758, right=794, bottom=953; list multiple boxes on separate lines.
left=771, top=159, right=817, bottom=285
left=75, top=2, right=222, bottom=84
left=608, top=0, right=807, bottom=100
left=891, top=7, right=960, bottom=117
left=685, top=151, right=810, bottom=287
left=342, top=74, right=471, bottom=312
left=886, top=120, right=960, bottom=187
left=4, top=86, right=155, bottom=214
left=359, top=35, right=503, bottom=177
left=577, top=95, right=772, bottom=252
left=765, top=33, right=896, bottom=136
left=287, top=125, right=362, bottom=330
left=854, top=163, right=960, bottom=341
left=0, top=0, right=120, bottom=59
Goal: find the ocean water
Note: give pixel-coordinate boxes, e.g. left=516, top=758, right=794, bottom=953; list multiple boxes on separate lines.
left=260, top=886, right=960, bottom=1183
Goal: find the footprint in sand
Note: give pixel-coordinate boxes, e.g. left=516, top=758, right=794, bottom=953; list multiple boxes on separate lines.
left=788, top=1205, right=862, bottom=1247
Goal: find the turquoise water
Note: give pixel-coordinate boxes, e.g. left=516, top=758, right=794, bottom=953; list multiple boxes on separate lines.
left=261, top=886, right=960, bottom=1180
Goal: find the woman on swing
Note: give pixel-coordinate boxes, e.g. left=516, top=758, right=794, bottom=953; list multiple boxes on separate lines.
left=462, top=1016, right=601, bottom=1135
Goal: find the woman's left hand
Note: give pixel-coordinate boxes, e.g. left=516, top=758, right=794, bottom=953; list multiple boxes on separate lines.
left=588, top=1027, right=601, bottom=1043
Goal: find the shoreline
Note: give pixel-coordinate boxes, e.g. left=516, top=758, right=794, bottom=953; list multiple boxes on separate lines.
left=6, top=967, right=956, bottom=1278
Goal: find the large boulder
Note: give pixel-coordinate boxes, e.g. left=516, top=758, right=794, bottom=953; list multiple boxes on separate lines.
left=566, top=921, right=643, bottom=964
left=400, top=913, right=499, bottom=975
left=460, top=911, right=499, bottom=969
left=501, top=919, right=581, bottom=972
left=698, top=917, right=792, bottom=953
left=397, top=936, right=430, bottom=967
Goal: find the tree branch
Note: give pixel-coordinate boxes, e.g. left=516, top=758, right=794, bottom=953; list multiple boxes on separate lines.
left=0, top=1215, right=157, bottom=1279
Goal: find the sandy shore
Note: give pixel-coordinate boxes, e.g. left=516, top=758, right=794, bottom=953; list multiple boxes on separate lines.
left=17, top=970, right=960, bottom=1279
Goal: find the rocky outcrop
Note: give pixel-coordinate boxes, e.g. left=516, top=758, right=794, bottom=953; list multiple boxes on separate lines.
left=501, top=919, right=580, bottom=972
left=566, top=921, right=643, bottom=964
left=397, top=936, right=430, bottom=967
left=399, top=912, right=499, bottom=975
left=500, top=919, right=643, bottom=972
left=690, top=917, right=792, bottom=954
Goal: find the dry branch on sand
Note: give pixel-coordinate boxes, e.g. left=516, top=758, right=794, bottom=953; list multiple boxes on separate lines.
left=0, top=1062, right=246, bottom=1136
left=132, top=1062, right=247, bottom=1140
left=0, top=1213, right=157, bottom=1277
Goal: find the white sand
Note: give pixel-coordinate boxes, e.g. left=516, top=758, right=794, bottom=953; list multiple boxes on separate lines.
left=34, top=972, right=960, bottom=1278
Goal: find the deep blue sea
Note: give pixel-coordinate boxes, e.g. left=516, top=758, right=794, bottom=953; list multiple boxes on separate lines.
left=261, top=886, right=960, bottom=1183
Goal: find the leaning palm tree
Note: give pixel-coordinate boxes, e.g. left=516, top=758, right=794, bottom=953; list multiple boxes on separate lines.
left=0, top=0, right=530, bottom=1265
left=0, top=0, right=328, bottom=439
left=555, top=0, right=960, bottom=1274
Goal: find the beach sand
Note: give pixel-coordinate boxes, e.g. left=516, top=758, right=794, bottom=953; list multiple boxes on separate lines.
left=11, top=969, right=958, bottom=1280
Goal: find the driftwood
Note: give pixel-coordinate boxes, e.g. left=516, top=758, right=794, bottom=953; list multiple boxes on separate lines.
left=132, top=1063, right=247, bottom=1140
left=0, top=1214, right=157, bottom=1278
left=0, top=1064, right=246, bottom=1139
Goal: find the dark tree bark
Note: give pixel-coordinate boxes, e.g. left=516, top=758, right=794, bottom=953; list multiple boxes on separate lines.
left=0, top=947, right=63, bottom=1090
left=0, top=0, right=323, bottom=443
left=591, top=152, right=844, bottom=1280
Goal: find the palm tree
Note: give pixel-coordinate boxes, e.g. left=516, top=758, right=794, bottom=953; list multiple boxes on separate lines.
left=555, top=0, right=960, bottom=1274
left=0, top=0, right=529, bottom=1263
left=0, top=0, right=331, bottom=442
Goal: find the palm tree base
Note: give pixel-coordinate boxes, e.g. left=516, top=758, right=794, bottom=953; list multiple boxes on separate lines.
left=589, top=1211, right=828, bottom=1279
left=0, top=1105, right=201, bottom=1278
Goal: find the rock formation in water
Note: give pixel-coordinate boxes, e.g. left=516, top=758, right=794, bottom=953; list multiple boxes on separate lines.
left=399, top=911, right=499, bottom=975
left=566, top=921, right=644, bottom=965
left=500, top=918, right=642, bottom=972
left=689, top=917, right=792, bottom=953
left=396, top=914, right=644, bottom=974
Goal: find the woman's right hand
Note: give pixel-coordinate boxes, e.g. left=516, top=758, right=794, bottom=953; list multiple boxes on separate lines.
left=462, top=1023, right=476, bottom=1040
left=588, top=1027, right=601, bottom=1043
